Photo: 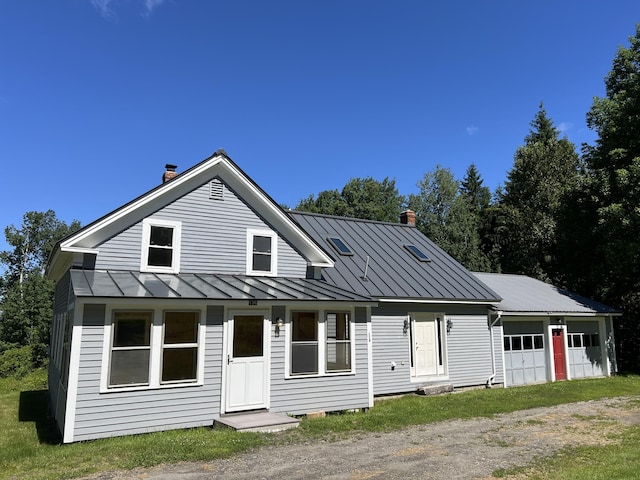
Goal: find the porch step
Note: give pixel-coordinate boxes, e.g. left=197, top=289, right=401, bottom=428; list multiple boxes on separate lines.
left=415, top=383, right=454, bottom=396
left=215, top=411, right=300, bottom=433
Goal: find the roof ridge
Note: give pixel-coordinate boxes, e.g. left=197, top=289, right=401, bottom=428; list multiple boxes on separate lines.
left=289, top=210, right=415, bottom=227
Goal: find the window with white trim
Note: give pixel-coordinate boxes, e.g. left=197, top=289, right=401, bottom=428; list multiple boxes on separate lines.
left=106, top=309, right=201, bottom=390
left=291, top=311, right=318, bottom=375
left=246, top=229, right=278, bottom=276
left=289, top=310, right=354, bottom=376
left=326, top=312, right=351, bottom=372
left=162, top=311, right=199, bottom=383
left=141, top=219, right=182, bottom=273
left=109, top=311, right=152, bottom=387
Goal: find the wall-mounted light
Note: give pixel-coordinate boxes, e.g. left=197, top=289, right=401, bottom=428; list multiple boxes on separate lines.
left=403, top=318, right=409, bottom=336
left=446, top=318, right=453, bottom=334
left=275, top=317, right=284, bottom=337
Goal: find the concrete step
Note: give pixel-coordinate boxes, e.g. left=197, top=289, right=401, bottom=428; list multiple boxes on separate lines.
left=415, top=383, right=454, bottom=396
left=215, top=411, right=300, bottom=433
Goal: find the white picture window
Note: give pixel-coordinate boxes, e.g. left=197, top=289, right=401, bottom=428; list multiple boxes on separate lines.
left=291, top=311, right=318, bottom=375
left=246, top=229, right=277, bottom=276
left=141, top=219, right=182, bottom=273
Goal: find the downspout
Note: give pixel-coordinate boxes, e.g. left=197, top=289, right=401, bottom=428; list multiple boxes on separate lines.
left=486, top=310, right=502, bottom=388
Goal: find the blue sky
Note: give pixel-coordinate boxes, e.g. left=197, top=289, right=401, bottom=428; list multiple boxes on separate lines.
left=1, top=1, right=638, bottom=254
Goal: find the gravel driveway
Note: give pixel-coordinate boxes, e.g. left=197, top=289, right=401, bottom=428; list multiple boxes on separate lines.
left=87, top=396, right=640, bottom=480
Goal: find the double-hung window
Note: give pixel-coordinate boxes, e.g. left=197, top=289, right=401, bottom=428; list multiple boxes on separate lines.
left=326, top=312, right=351, bottom=372
left=162, top=311, right=199, bottom=383
left=290, top=311, right=318, bottom=375
left=141, top=219, right=182, bottom=273
left=289, top=310, right=354, bottom=376
left=106, top=309, right=202, bottom=390
left=246, top=229, right=277, bottom=276
left=109, top=311, right=152, bottom=387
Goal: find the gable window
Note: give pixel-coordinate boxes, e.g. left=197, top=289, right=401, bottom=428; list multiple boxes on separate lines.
left=246, top=229, right=278, bottom=276
left=162, top=311, right=199, bottom=383
left=109, top=311, right=152, bottom=387
left=288, top=309, right=355, bottom=377
left=141, top=219, right=182, bottom=273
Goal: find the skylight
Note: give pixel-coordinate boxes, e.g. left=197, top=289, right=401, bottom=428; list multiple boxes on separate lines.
left=327, top=236, right=353, bottom=256
left=404, top=244, right=431, bottom=262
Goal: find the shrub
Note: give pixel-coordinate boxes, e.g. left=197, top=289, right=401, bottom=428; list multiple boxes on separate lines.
left=0, top=345, right=34, bottom=378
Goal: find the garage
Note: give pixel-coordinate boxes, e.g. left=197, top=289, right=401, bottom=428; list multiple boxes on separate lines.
left=503, top=321, right=547, bottom=386
left=474, top=272, right=620, bottom=387
left=567, top=321, right=605, bottom=378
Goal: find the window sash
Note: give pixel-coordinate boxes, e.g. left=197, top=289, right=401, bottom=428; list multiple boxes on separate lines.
left=161, top=311, right=199, bottom=384
left=289, top=310, right=354, bottom=376
left=109, top=311, right=152, bottom=387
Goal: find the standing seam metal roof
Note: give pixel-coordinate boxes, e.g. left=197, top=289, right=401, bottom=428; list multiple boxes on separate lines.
left=289, top=212, right=501, bottom=302
left=473, top=272, right=620, bottom=314
left=69, top=270, right=374, bottom=302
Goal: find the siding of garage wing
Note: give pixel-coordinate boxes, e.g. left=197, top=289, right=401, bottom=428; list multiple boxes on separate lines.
left=290, top=212, right=500, bottom=302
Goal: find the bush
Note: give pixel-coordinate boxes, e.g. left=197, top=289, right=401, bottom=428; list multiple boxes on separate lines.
left=0, top=345, right=34, bottom=378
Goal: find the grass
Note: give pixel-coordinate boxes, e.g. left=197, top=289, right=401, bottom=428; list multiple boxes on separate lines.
left=493, top=426, right=640, bottom=479
left=1, top=371, right=639, bottom=480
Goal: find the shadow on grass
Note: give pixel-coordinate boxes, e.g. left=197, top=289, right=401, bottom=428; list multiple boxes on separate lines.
left=19, top=390, right=62, bottom=445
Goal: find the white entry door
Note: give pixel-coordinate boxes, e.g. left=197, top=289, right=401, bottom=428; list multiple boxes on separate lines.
left=413, top=314, right=439, bottom=377
left=225, top=312, right=269, bottom=412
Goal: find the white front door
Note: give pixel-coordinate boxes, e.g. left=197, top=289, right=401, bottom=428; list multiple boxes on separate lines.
left=225, top=312, right=269, bottom=412
left=412, top=313, right=446, bottom=377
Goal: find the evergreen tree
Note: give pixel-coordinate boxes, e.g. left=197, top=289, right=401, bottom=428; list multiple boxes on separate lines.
left=497, top=104, right=581, bottom=280
left=409, top=165, right=489, bottom=270
left=576, top=26, right=640, bottom=371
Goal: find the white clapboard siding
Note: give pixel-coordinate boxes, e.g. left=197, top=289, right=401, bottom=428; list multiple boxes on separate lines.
left=269, top=307, right=370, bottom=414
left=94, top=180, right=306, bottom=277
left=71, top=304, right=224, bottom=442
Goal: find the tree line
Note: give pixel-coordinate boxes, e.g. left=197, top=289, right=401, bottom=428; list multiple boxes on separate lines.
left=2, top=26, right=640, bottom=376
left=295, top=26, right=640, bottom=372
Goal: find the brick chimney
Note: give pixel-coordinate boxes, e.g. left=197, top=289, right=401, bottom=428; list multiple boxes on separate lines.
left=400, top=209, right=416, bottom=226
left=162, top=164, right=178, bottom=183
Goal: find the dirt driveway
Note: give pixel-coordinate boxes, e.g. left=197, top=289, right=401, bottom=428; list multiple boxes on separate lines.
left=88, top=396, right=640, bottom=480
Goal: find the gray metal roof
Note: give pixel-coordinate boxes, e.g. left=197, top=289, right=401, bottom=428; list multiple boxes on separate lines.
left=473, top=273, right=620, bottom=315
left=69, top=270, right=374, bottom=302
left=290, top=212, right=501, bottom=303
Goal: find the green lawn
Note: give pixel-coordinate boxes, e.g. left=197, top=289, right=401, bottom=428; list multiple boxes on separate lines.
left=1, top=370, right=639, bottom=480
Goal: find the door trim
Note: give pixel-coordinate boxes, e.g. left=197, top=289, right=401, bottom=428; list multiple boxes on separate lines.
left=221, top=309, right=271, bottom=414
left=410, top=312, right=447, bottom=380
left=547, top=323, right=568, bottom=382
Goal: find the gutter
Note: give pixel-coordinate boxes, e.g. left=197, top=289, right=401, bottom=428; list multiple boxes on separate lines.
left=486, top=310, right=502, bottom=388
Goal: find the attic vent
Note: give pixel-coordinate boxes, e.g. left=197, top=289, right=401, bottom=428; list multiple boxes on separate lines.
left=404, top=244, right=431, bottom=262
left=209, top=179, right=224, bottom=200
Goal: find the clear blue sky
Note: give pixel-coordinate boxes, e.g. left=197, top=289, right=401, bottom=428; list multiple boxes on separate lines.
left=1, top=1, right=638, bottom=253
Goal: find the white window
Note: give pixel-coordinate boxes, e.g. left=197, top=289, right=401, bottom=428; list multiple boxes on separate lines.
left=246, top=229, right=277, bottom=276
left=141, top=219, right=182, bottom=273
left=288, top=309, right=354, bottom=377
left=105, top=309, right=202, bottom=390
left=326, top=312, right=351, bottom=372
left=109, top=311, right=152, bottom=387
left=161, top=311, right=199, bottom=383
